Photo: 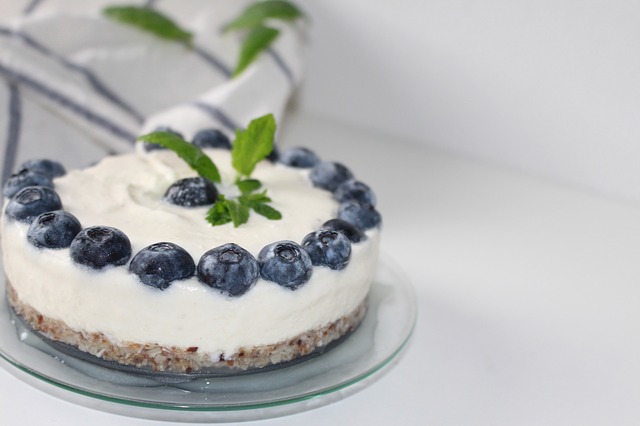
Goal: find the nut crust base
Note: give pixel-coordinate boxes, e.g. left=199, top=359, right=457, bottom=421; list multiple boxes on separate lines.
left=6, top=280, right=367, bottom=373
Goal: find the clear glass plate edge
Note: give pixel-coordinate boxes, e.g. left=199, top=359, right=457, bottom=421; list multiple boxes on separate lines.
left=0, top=254, right=417, bottom=420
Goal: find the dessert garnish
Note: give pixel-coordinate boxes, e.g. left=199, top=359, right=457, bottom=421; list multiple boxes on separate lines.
left=137, top=114, right=282, bottom=227
left=257, top=241, right=312, bottom=289
left=130, top=242, right=196, bottom=290
left=70, top=226, right=132, bottom=270
left=27, top=210, right=82, bottom=249
left=136, top=130, right=222, bottom=183
left=5, top=186, right=62, bottom=224
left=225, top=0, right=305, bottom=76
left=302, top=230, right=351, bottom=270
left=197, top=243, right=259, bottom=296
left=103, top=1, right=304, bottom=78
left=103, top=5, right=193, bottom=46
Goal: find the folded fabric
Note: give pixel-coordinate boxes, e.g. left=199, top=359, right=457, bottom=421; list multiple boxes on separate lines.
left=0, top=0, right=304, bottom=182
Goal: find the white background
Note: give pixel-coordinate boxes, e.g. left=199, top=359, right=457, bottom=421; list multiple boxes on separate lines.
left=2, top=1, right=640, bottom=425
left=299, top=0, right=640, bottom=204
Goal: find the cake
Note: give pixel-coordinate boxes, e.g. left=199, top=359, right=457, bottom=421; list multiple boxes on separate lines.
left=0, top=1, right=381, bottom=374
left=1, top=124, right=382, bottom=373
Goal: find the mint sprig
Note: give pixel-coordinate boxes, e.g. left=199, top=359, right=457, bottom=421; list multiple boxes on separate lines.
left=210, top=196, right=281, bottom=227
left=237, top=179, right=262, bottom=194
left=103, top=6, right=193, bottom=45
left=207, top=191, right=281, bottom=227
left=232, top=114, right=276, bottom=177
left=239, top=191, right=283, bottom=220
left=206, top=195, right=232, bottom=226
left=225, top=198, right=250, bottom=227
left=216, top=113, right=282, bottom=227
left=137, top=131, right=221, bottom=183
left=226, top=0, right=304, bottom=77
left=225, top=0, right=304, bottom=32
left=137, top=114, right=282, bottom=228
left=233, top=26, right=280, bottom=77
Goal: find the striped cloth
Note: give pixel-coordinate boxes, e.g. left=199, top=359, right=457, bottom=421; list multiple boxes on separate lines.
left=0, top=0, right=304, bottom=183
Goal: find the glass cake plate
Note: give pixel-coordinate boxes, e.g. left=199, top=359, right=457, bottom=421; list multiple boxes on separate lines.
left=0, top=256, right=416, bottom=422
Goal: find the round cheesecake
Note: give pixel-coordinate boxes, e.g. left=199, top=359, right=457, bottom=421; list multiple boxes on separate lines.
left=1, top=146, right=381, bottom=372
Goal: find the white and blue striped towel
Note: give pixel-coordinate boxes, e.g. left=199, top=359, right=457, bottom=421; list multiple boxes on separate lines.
left=0, top=0, right=305, bottom=182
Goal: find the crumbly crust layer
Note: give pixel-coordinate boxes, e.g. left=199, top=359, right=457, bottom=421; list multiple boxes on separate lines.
left=7, top=280, right=367, bottom=372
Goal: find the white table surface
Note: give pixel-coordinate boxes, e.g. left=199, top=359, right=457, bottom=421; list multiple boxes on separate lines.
left=1, top=111, right=639, bottom=425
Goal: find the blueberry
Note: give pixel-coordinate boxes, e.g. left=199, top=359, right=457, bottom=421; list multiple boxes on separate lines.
left=338, top=201, right=382, bottom=230
left=143, top=126, right=184, bottom=151
left=70, top=226, right=132, bottom=270
left=334, top=180, right=376, bottom=206
left=279, top=147, right=320, bottom=168
left=130, top=242, right=195, bottom=290
left=309, top=161, right=353, bottom=191
left=20, top=159, right=66, bottom=179
left=27, top=210, right=81, bottom=249
left=267, top=145, right=280, bottom=163
left=3, top=169, right=53, bottom=198
left=322, top=218, right=366, bottom=243
left=197, top=243, right=258, bottom=296
left=164, top=177, right=218, bottom=207
left=302, top=230, right=351, bottom=270
left=5, top=186, right=62, bottom=223
left=192, top=128, right=231, bottom=150
left=258, top=241, right=313, bottom=290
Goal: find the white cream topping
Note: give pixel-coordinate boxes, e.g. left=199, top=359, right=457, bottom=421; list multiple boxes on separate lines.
left=2, top=150, right=379, bottom=355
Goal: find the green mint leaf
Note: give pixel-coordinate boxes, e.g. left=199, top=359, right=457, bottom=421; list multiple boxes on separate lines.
left=232, top=25, right=279, bottom=77
left=251, top=202, right=282, bottom=220
left=137, top=131, right=221, bottom=183
left=237, top=179, right=262, bottom=194
left=206, top=198, right=232, bottom=226
left=103, top=6, right=193, bottom=45
left=225, top=0, right=304, bottom=32
left=226, top=199, right=250, bottom=227
left=232, top=114, right=276, bottom=177
left=227, top=1, right=305, bottom=77
left=239, top=190, right=272, bottom=205
left=238, top=190, right=281, bottom=221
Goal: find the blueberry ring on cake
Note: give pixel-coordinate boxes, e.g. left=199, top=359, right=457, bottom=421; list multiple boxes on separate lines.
left=1, top=117, right=382, bottom=374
